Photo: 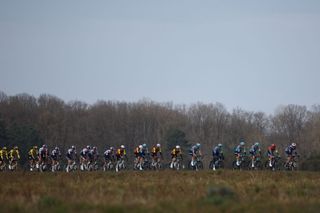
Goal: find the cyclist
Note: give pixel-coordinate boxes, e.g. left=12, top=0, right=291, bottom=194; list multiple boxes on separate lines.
left=134, top=145, right=141, bottom=168
left=267, top=144, right=279, bottom=168
left=66, top=145, right=77, bottom=172
left=249, top=142, right=261, bottom=168
left=142, top=143, right=150, bottom=164
left=38, top=144, right=49, bottom=167
left=115, top=145, right=127, bottom=172
left=0, top=146, right=8, bottom=170
left=80, top=146, right=90, bottom=170
left=88, top=146, right=99, bottom=169
left=28, top=146, right=38, bottom=171
left=234, top=141, right=246, bottom=166
left=170, top=145, right=183, bottom=169
left=51, top=146, right=61, bottom=171
left=8, top=146, right=20, bottom=170
left=151, top=143, right=163, bottom=168
left=212, top=144, right=224, bottom=170
left=189, top=143, right=202, bottom=167
left=103, top=146, right=115, bottom=169
left=135, top=145, right=144, bottom=170
left=285, top=143, right=298, bottom=165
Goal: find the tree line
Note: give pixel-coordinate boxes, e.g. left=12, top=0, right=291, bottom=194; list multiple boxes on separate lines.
left=0, top=91, right=320, bottom=169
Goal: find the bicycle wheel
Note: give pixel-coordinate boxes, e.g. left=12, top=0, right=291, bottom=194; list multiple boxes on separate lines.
left=197, top=161, right=204, bottom=170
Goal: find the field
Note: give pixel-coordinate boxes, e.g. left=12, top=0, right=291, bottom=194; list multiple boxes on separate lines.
left=1, top=171, right=320, bottom=213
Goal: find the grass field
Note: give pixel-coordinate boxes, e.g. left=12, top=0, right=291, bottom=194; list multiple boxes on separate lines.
left=0, top=170, right=320, bottom=213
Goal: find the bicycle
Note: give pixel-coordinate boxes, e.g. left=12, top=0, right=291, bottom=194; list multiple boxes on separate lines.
left=115, top=157, right=126, bottom=172
left=264, top=156, right=282, bottom=171
left=170, top=157, right=184, bottom=170
left=103, top=159, right=114, bottom=171
left=232, top=155, right=250, bottom=170
left=88, top=160, right=99, bottom=171
left=66, top=160, right=77, bottom=172
left=284, top=155, right=299, bottom=171
left=188, top=156, right=204, bottom=171
left=209, top=157, right=224, bottom=170
left=150, top=157, right=163, bottom=170
left=38, top=159, right=50, bottom=172
left=51, top=160, right=61, bottom=172
left=248, top=156, right=263, bottom=170
left=8, top=159, right=18, bottom=171
left=0, top=160, right=7, bottom=171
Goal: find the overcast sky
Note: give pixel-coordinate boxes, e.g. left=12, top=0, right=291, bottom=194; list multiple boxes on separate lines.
left=1, top=0, right=320, bottom=114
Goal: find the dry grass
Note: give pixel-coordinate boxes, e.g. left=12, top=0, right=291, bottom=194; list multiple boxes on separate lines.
left=0, top=170, right=320, bottom=212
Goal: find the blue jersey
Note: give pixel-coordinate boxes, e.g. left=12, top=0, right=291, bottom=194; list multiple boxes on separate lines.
left=212, top=146, right=222, bottom=157
left=285, top=145, right=296, bottom=155
left=249, top=145, right=260, bottom=156
left=66, top=148, right=76, bottom=160
left=80, top=148, right=89, bottom=157
left=189, top=145, right=200, bottom=155
left=234, top=145, right=245, bottom=154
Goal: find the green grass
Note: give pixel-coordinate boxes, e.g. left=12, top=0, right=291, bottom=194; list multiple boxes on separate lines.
left=0, top=171, right=320, bottom=212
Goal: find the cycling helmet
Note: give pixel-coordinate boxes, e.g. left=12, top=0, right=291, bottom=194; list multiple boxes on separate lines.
left=120, top=145, right=125, bottom=149
left=43, top=144, right=47, bottom=148
left=218, top=143, right=223, bottom=147
left=139, top=145, right=143, bottom=149
left=110, top=146, right=114, bottom=150
left=156, top=143, right=161, bottom=147
left=71, top=145, right=75, bottom=150
left=196, top=143, right=201, bottom=147
left=93, top=146, right=97, bottom=150
left=291, top=143, right=296, bottom=147
left=271, top=144, right=276, bottom=149
left=33, top=146, right=38, bottom=149
left=254, top=142, right=260, bottom=147
left=14, top=146, right=18, bottom=150
left=55, top=146, right=59, bottom=150
left=86, top=145, right=91, bottom=149
left=2, top=147, right=7, bottom=150
left=142, top=143, right=147, bottom=148
left=176, top=145, right=180, bottom=149
left=240, top=142, right=245, bottom=146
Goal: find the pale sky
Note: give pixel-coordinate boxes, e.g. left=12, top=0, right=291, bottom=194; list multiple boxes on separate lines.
left=1, top=0, right=320, bottom=114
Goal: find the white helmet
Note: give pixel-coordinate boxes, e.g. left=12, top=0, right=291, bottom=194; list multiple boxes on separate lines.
left=291, top=143, right=296, bottom=147
left=120, top=145, right=125, bottom=149
left=139, top=145, right=143, bottom=149
left=156, top=143, right=161, bottom=147
left=176, top=145, right=180, bottom=149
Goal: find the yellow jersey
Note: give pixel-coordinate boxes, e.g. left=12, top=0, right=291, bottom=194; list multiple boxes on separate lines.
left=28, top=148, right=38, bottom=158
left=0, top=149, right=8, bottom=160
left=9, top=149, right=20, bottom=160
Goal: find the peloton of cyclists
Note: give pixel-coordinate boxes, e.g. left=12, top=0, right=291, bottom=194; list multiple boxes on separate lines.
left=0, top=140, right=303, bottom=172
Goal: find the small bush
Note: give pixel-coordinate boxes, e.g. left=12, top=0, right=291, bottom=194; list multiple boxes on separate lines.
left=205, top=186, right=236, bottom=205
